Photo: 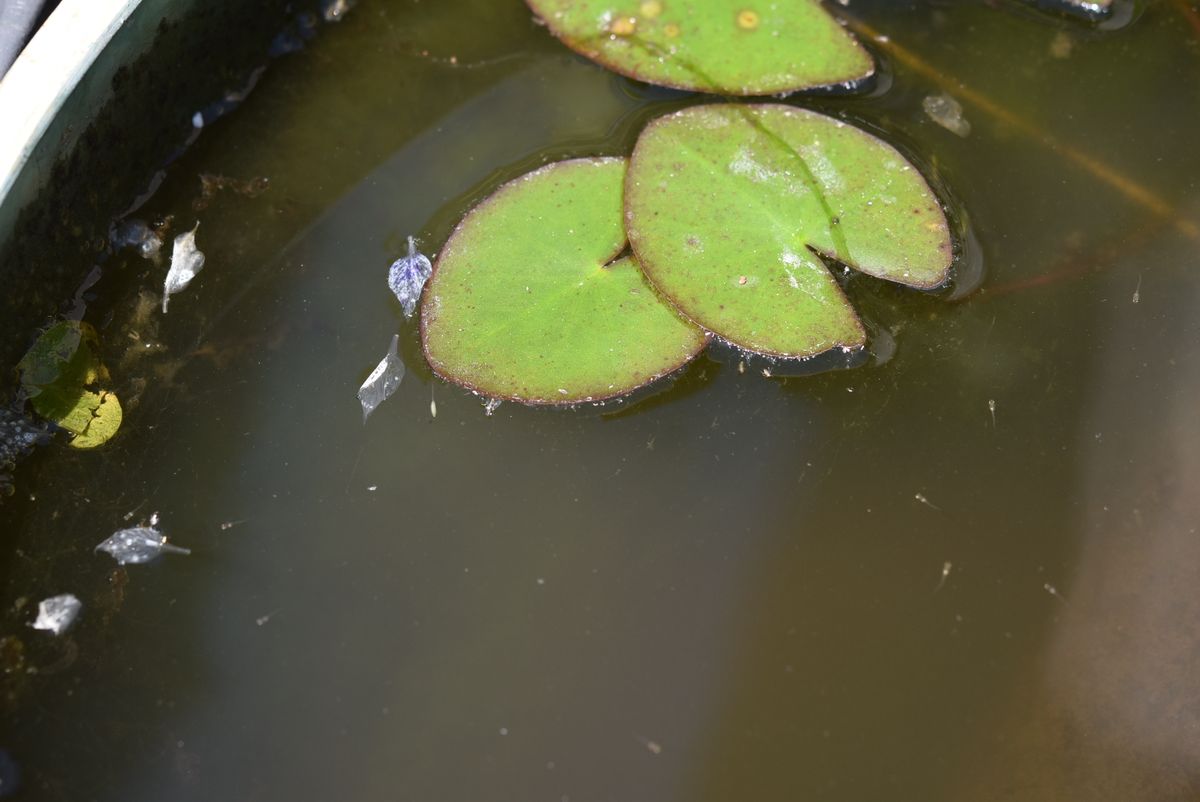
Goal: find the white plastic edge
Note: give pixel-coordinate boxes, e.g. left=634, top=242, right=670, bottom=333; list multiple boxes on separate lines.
left=0, top=0, right=142, bottom=209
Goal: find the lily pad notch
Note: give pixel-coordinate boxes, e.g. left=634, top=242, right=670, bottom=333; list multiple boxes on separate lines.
left=524, top=0, right=875, bottom=95
left=420, top=158, right=708, bottom=406
left=624, top=104, right=953, bottom=359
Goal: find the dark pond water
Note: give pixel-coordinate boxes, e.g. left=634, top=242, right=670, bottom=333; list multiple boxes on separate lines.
left=3, top=0, right=1200, bottom=799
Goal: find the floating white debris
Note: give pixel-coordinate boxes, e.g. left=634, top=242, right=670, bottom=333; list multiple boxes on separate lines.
left=31, top=594, right=81, bottom=635
left=96, top=524, right=191, bottom=565
left=922, top=93, right=971, bottom=137
left=358, top=334, right=405, bottom=423
left=387, top=236, right=433, bottom=318
left=162, top=221, right=206, bottom=313
left=483, top=397, right=502, bottom=416
left=321, top=0, right=356, bottom=22
left=111, top=219, right=163, bottom=259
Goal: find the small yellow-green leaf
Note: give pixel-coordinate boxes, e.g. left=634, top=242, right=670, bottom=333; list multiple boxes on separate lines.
left=421, top=158, right=706, bottom=405
left=525, top=0, right=874, bottom=95
left=69, top=391, right=123, bottom=449
left=18, top=320, right=124, bottom=447
left=625, top=103, right=952, bottom=358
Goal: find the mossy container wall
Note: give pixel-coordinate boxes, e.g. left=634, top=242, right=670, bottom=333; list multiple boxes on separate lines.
left=0, top=0, right=300, bottom=390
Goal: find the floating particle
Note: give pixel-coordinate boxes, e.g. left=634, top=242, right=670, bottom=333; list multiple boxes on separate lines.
left=736, top=9, right=759, bottom=30
left=110, top=219, right=163, bottom=259
left=483, top=397, right=502, bottom=416
left=358, top=334, right=405, bottom=423
left=30, top=594, right=81, bottom=635
left=922, top=93, right=971, bottom=137
left=387, top=236, right=433, bottom=319
left=162, top=222, right=206, bottom=313
left=321, top=0, right=355, bottom=22
left=96, top=525, right=191, bottom=565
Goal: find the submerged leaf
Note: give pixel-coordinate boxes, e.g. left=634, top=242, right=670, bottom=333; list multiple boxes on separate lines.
left=525, top=0, right=873, bottom=95
left=31, top=594, right=81, bottom=635
left=421, top=158, right=706, bottom=406
left=358, top=334, right=405, bottom=422
left=96, top=525, right=191, bottom=565
left=625, top=104, right=952, bottom=358
left=17, top=322, right=124, bottom=447
left=163, top=221, right=206, bottom=313
left=387, top=236, right=433, bottom=318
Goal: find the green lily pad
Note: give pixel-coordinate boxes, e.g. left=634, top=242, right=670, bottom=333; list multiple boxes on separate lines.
left=18, top=321, right=124, bottom=448
left=524, top=0, right=873, bottom=96
left=625, top=103, right=952, bottom=358
left=421, top=158, right=706, bottom=405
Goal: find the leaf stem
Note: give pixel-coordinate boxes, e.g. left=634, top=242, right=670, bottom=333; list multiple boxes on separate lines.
left=841, top=16, right=1200, bottom=242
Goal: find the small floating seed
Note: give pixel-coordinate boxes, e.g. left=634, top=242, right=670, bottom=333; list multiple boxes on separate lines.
left=663, top=22, right=680, bottom=37
left=736, top=9, right=759, bottom=30
left=639, top=0, right=662, bottom=19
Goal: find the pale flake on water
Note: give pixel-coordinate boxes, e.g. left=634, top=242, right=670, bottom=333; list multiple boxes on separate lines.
left=388, top=236, right=433, bottom=318
left=483, top=397, right=502, bottom=416
left=96, top=524, right=191, bottom=565
left=358, top=334, right=405, bottom=423
left=31, top=594, right=82, bottom=635
left=922, top=93, right=971, bottom=137
left=162, top=221, right=205, bottom=313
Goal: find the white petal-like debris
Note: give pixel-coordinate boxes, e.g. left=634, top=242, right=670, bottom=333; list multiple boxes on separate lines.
left=387, top=236, right=433, bottom=318
left=358, top=334, right=405, bottom=423
left=31, top=594, right=82, bottom=635
left=163, top=221, right=206, bottom=312
left=96, top=525, right=191, bottom=565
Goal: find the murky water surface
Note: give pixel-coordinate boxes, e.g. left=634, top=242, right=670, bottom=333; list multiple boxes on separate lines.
left=3, top=1, right=1200, bottom=799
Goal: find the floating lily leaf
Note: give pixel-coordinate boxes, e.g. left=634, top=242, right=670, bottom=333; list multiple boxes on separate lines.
left=163, top=221, right=206, bottom=313
left=31, top=594, right=81, bottom=635
left=96, top=524, right=191, bottom=565
left=387, top=236, right=433, bottom=318
left=625, top=104, right=952, bottom=358
left=421, top=158, right=706, bottom=405
left=524, top=0, right=873, bottom=95
left=358, top=334, right=405, bottom=423
left=67, top=392, right=123, bottom=450
left=17, top=322, right=124, bottom=448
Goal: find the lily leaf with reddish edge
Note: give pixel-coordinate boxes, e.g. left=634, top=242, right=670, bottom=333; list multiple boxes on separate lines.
left=625, top=104, right=952, bottom=359
left=421, top=158, right=706, bottom=406
left=524, top=0, right=873, bottom=96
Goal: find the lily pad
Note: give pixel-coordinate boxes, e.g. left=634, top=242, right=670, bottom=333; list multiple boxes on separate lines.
left=525, top=0, right=873, bottom=95
left=421, top=158, right=706, bottom=405
left=17, top=321, right=124, bottom=448
left=625, top=103, right=952, bottom=358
